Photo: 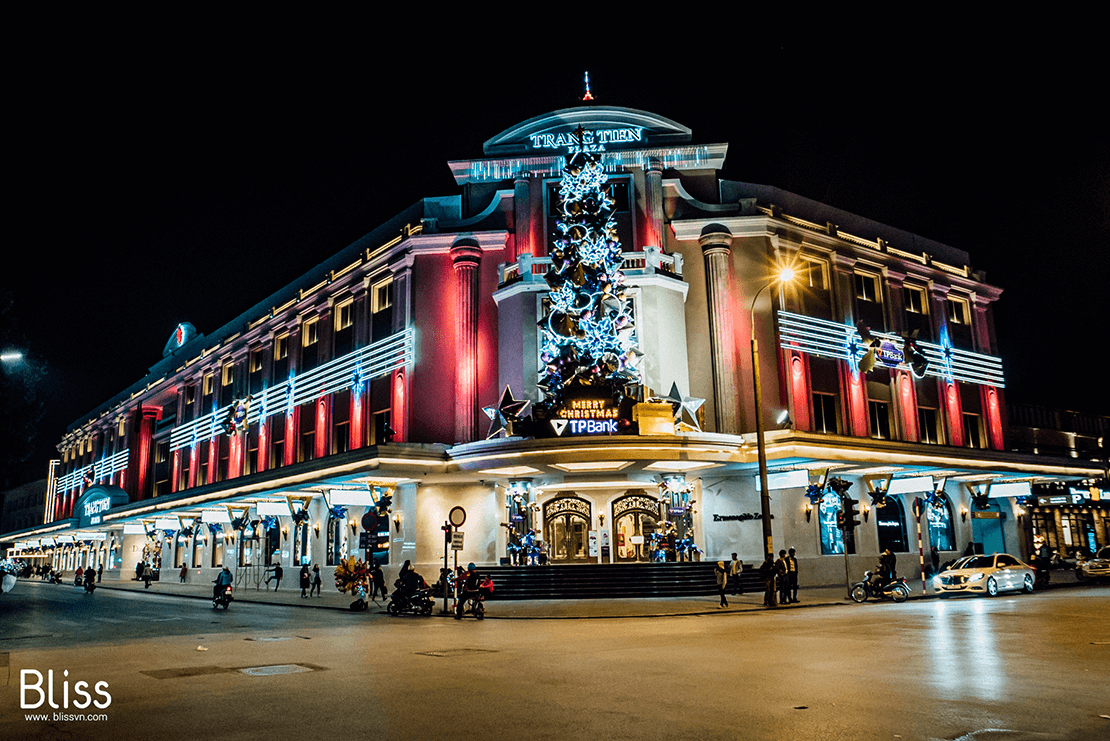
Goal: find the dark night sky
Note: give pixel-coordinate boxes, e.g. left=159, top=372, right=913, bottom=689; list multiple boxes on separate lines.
left=3, top=27, right=1107, bottom=485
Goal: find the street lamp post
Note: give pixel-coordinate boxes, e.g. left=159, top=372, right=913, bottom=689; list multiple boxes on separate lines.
left=750, top=269, right=794, bottom=561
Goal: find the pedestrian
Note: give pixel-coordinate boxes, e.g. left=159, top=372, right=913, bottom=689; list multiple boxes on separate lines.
left=370, top=563, right=387, bottom=601
left=142, top=561, right=153, bottom=589
left=759, top=553, right=777, bottom=607
left=775, top=550, right=790, bottom=605
left=180, top=563, right=188, bottom=583
left=271, top=563, right=283, bottom=591
left=310, top=565, right=322, bottom=597
left=930, top=546, right=940, bottom=576
left=76, top=566, right=85, bottom=583
left=97, top=564, right=104, bottom=583
left=729, top=553, right=744, bottom=595
left=714, top=561, right=729, bottom=608
left=786, top=547, right=799, bottom=603
left=136, top=561, right=144, bottom=582
left=300, top=565, right=311, bottom=598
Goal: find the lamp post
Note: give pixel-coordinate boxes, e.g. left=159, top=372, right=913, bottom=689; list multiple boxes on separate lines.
left=751, top=268, right=795, bottom=560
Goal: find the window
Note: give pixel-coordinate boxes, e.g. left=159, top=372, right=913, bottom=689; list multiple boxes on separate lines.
left=203, top=373, right=215, bottom=397
left=869, top=400, right=891, bottom=440
left=963, top=413, right=982, bottom=448
left=918, top=407, right=940, bottom=444
left=875, top=496, right=908, bottom=553
left=302, top=317, right=319, bottom=347
left=274, top=333, right=289, bottom=361
left=927, top=497, right=955, bottom=551
left=812, top=392, right=838, bottom=434
left=798, top=258, right=828, bottom=290
left=372, top=279, right=392, bottom=313
left=371, top=279, right=394, bottom=343
left=854, top=273, right=880, bottom=302
left=947, top=297, right=969, bottom=325
left=249, top=348, right=263, bottom=373
left=334, top=299, right=354, bottom=357
left=335, top=299, right=354, bottom=332
left=222, top=361, right=234, bottom=387
left=904, top=286, right=927, bottom=315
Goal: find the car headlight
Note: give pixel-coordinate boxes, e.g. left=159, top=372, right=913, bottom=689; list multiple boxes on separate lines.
left=968, top=572, right=985, bottom=582
left=932, top=576, right=942, bottom=587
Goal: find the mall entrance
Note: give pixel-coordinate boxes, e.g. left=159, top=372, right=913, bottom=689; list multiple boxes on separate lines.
left=543, top=495, right=592, bottom=563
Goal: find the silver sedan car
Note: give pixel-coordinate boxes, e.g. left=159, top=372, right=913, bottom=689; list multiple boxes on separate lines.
left=933, top=553, right=1035, bottom=597
left=1077, top=546, right=1110, bottom=582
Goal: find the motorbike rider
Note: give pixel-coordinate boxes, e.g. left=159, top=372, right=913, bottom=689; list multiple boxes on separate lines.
left=83, top=567, right=96, bottom=594
left=455, top=562, right=482, bottom=619
left=876, top=549, right=897, bottom=591
left=213, top=567, right=233, bottom=600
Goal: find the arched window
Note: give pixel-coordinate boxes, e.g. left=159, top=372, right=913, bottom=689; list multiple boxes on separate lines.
left=876, top=496, right=908, bottom=553
left=927, top=496, right=956, bottom=552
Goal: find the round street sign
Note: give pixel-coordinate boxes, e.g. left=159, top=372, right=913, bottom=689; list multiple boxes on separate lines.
left=361, top=511, right=378, bottom=532
left=448, top=506, right=467, bottom=528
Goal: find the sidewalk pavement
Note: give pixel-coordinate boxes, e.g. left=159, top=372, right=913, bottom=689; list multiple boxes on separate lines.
left=84, top=568, right=1084, bottom=619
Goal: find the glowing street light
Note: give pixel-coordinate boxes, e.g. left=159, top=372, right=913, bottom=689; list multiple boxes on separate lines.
left=750, top=266, right=796, bottom=561
left=1, top=349, right=25, bottom=364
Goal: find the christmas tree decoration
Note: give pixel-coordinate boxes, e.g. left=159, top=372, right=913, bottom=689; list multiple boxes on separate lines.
left=534, top=128, right=640, bottom=423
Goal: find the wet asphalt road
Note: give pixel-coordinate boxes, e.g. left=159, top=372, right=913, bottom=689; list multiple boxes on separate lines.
left=2, top=580, right=1107, bottom=740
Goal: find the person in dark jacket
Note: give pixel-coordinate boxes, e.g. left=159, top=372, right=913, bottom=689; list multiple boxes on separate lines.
left=714, top=561, right=729, bottom=608
left=455, top=563, right=482, bottom=619
left=785, top=548, right=799, bottom=603
left=759, top=554, right=778, bottom=607
left=310, top=565, right=322, bottom=597
left=299, top=565, right=311, bottom=597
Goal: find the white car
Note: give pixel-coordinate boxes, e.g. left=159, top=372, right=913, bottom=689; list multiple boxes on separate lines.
left=933, top=553, right=1035, bottom=597
left=1076, top=546, right=1110, bottom=582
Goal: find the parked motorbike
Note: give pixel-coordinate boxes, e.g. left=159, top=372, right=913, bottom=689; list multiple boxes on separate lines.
left=212, top=584, right=234, bottom=610
left=387, top=587, right=434, bottom=616
left=850, top=571, right=910, bottom=603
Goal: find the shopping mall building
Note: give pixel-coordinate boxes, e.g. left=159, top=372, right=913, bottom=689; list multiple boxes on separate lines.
left=6, top=105, right=1106, bottom=588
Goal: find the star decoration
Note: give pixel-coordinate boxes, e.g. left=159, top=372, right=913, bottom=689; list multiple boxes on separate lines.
left=483, top=386, right=531, bottom=439
left=661, top=382, right=705, bottom=432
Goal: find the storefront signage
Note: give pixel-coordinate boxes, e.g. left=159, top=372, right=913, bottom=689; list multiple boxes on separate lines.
left=74, top=485, right=128, bottom=529
left=876, top=341, right=904, bottom=368
left=549, top=395, right=629, bottom=436
left=528, top=127, right=643, bottom=153
left=712, top=513, right=772, bottom=522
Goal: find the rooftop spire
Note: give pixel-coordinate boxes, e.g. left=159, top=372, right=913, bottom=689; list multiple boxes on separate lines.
left=582, top=71, right=594, bottom=101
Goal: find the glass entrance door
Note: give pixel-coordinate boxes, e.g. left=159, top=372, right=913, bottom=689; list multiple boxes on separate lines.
left=615, top=511, right=658, bottom=562
left=543, top=495, right=592, bottom=563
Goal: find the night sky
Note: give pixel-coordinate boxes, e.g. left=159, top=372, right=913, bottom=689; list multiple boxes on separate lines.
left=4, top=31, right=1107, bottom=485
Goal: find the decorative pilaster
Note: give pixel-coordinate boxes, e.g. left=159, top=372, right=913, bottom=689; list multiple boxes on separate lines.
left=698, top=227, right=739, bottom=433
left=452, top=240, right=482, bottom=442
left=513, top=175, right=532, bottom=259
left=643, top=159, right=664, bottom=251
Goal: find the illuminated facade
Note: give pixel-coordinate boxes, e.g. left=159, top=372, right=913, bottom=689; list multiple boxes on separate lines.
left=7, top=106, right=1106, bottom=587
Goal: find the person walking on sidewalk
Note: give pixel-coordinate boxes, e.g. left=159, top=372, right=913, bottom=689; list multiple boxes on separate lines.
left=180, top=564, right=188, bottom=583
left=310, top=565, right=322, bottom=597
left=142, top=561, right=153, bottom=589
left=714, top=561, right=729, bottom=608
left=299, top=565, right=311, bottom=598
